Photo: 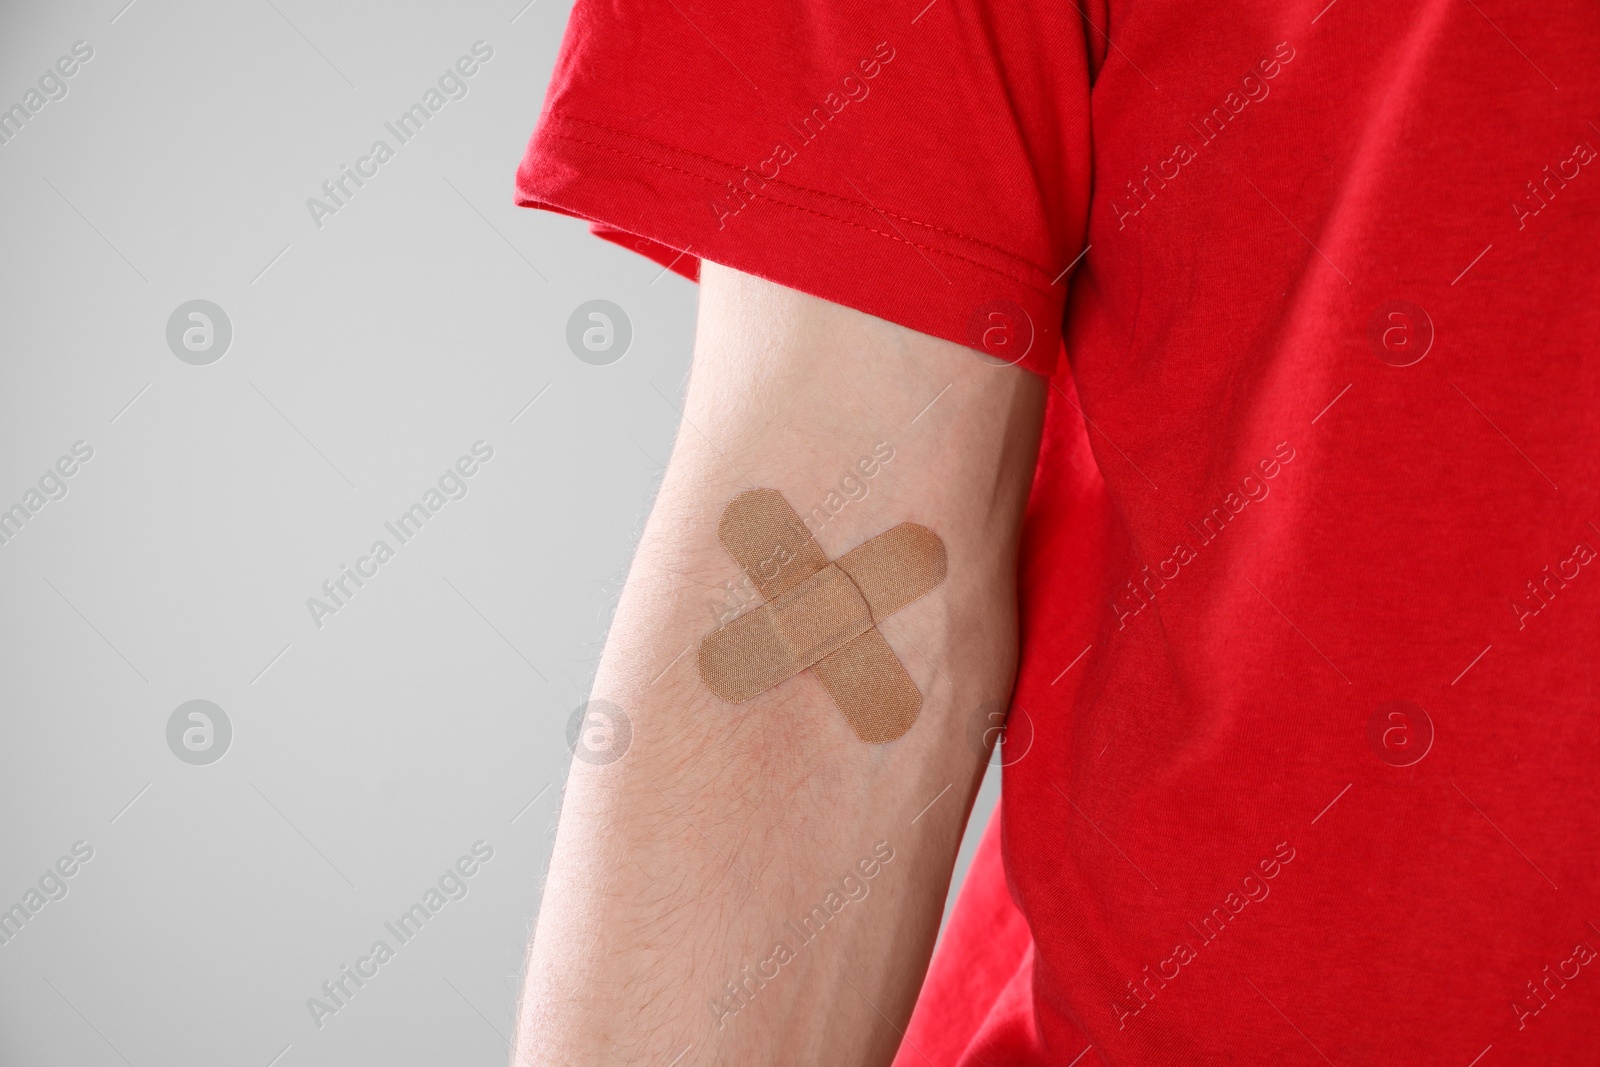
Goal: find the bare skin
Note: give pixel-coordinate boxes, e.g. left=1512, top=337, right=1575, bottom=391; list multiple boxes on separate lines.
left=515, top=262, right=1045, bottom=1066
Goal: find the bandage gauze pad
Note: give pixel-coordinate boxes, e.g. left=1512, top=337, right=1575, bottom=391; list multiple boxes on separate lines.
left=698, top=488, right=946, bottom=743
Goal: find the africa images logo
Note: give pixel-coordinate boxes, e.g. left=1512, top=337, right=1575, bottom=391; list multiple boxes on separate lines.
left=166, top=300, right=233, bottom=365
left=166, top=700, right=232, bottom=766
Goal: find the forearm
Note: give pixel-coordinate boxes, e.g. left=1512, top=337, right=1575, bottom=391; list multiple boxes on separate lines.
left=517, top=264, right=1044, bottom=1065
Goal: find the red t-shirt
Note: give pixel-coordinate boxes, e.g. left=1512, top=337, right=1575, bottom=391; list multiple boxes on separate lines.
left=516, top=2, right=1600, bottom=1063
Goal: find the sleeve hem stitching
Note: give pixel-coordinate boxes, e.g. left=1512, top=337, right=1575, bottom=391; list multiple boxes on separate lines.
left=544, top=126, right=1059, bottom=300
left=556, top=112, right=1057, bottom=283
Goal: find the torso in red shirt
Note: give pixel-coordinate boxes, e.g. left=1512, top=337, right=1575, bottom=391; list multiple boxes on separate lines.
left=517, top=2, right=1600, bottom=1062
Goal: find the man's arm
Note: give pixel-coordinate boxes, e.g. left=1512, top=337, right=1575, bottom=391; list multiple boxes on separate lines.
left=516, top=262, right=1045, bottom=1066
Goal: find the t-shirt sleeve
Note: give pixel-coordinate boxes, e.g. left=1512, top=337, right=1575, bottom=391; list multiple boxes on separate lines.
left=514, top=1, right=1094, bottom=376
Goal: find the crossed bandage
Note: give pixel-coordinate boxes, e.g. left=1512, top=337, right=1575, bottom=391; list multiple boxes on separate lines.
left=698, top=488, right=946, bottom=743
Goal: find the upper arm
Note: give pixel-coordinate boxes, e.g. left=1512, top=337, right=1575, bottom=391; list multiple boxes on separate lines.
left=623, top=260, right=1047, bottom=740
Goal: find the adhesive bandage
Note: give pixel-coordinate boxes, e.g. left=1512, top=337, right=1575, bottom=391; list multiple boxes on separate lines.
left=698, top=488, right=946, bottom=743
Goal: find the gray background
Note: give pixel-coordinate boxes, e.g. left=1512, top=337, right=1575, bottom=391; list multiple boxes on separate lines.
left=0, top=2, right=998, bottom=1064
